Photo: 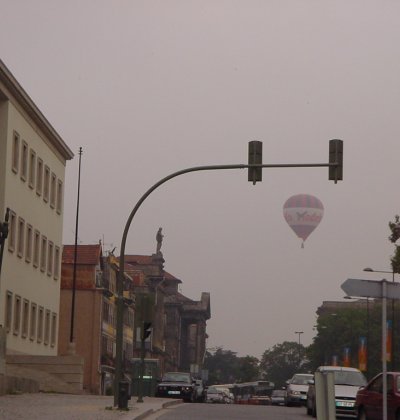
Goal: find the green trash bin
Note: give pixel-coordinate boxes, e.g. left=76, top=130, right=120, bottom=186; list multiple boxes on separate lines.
left=131, top=358, right=159, bottom=397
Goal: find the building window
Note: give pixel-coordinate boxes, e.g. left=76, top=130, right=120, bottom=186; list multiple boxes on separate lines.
left=56, top=180, right=63, bottom=214
left=17, top=217, right=25, bottom=258
left=50, top=172, right=56, bottom=209
left=47, top=241, right=54, bottom=276
left=36, top=158, right=43, bottom=196
left=30, top=303, right=37, bottom=341
left=29, top=149, right=36, bottom=189
left=54, top=246, right=60, bottom=280
left=22, top=299, right=29, bottom=338
left=102, top=301, right=109, bottom=323
left=25, top=224, right=33, bottom=263
left=12, top=131, right=20, bottom=173
left=13, top=295, right=21, bottom=335
left=33, top=230, right=40, bottom=268
left=43, top=165, right=50, bottom=202
left=44, top=309, right=50, bottom=345
left=20, top=140, right=28, bottom=182
left=40, top=236, right=47, bottom=272
left=37, top=306, right=44, bottom=343
left=5, top=291, right=13, bottom=332
left=51, top=312, right=57, bottom=347
left=7, top=210, right=16, bottom=252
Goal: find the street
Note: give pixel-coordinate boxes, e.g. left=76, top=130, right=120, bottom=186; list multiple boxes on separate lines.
left=148, top=403, right=309, bottom=420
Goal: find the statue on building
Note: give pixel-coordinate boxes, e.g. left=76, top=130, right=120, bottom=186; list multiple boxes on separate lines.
left=156, top=227, right=164, bottom=254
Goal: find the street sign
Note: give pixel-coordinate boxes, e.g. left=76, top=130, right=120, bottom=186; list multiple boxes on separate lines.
left=341, top=278, right=400, bottom=299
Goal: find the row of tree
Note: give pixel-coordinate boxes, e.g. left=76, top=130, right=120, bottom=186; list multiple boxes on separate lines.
left=203, top=342, right=306, bottom=389
left=204, top=301, right=394, bottom=389
left=203, top=217, right=400, bottom=387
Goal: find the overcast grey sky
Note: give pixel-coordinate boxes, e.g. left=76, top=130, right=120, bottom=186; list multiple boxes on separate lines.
left=1, top=1, right=400, bottom=358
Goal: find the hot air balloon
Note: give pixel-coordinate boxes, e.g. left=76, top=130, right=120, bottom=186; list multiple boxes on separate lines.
left=283, top=194, right=324, bottom=248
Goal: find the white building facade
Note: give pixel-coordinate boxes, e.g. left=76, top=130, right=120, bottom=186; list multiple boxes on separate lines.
left=0, top=60, right=73, bottom=355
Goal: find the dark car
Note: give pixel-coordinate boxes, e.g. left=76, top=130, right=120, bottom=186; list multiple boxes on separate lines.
left=271, top=389, right=287, bottom=406
left=356, top=372, right=400, bottom=420
left=155, top=372, right=196, bottom=402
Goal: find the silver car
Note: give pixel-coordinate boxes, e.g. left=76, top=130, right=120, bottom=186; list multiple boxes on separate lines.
left=206, top=386, right=227, bottom=403
left=286, top=373, right=314, bottom=406
left=306, top=366, right=367, bottom=418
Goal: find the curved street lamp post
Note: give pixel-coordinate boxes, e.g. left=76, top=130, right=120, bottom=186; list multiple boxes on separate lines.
left=113, top=140, right=343, bottom=408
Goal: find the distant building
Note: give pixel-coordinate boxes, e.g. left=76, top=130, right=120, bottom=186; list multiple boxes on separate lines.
left=59, top=245, right=135, bottom=394
left=0, top=59, right=73, bottom=355
left=59, top=243, right=210, bottom=394
left=124, top=254, right=210, bottom=376
left=317, top=299, right=372, bottom=316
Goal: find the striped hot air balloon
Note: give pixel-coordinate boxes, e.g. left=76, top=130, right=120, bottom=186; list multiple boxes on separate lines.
left=283, top=194, right=324, bottom=248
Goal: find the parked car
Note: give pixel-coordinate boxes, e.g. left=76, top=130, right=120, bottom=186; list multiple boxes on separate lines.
left=155, top=371, right=196, bottom=402
left=193, top=379, right=206, bottom=402
left=356, top=372, right=400, bottom=420
left=205, top=386, right=229, bottom=403
left=286, top=373, right=314, bottom=406
left=216, top=386, right=235, bottom=404
left=306, top=366, right=367, bottom=418
left=271, top=389, right=287, bottom=406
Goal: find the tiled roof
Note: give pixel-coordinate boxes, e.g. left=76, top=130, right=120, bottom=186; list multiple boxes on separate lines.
left=62, top=244, right=102, bottom=265
left=125, top=263, right=145, bottom=286
left=123, top=255, right=153, bottom=265
left=164, top=271, right=182, bottom=283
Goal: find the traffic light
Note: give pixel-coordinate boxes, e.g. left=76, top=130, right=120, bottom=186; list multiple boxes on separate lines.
left=329, top=139, right=343, bottom=183
left=248, top=141, right=263, bottom=185
left=141, top=321, right=152, bottom=340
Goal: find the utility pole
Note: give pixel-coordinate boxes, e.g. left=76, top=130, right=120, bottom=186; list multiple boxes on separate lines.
left=295, top=331, right=304, bottom=368
left=69, top=147, right=83, bottom=354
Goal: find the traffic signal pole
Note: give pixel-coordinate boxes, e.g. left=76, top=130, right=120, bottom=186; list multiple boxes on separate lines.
left=137, top=333, right=146, bottom=403
left=113, top=140, right=343, bottom=407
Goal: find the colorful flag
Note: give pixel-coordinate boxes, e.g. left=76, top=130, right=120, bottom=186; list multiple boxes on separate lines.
left=387, top=320, right=392, bottom=362
left=343, top=347, right=351, bottom=367
left=358, top=337, right=367, bottom=372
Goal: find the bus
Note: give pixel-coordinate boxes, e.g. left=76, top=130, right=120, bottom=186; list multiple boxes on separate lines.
left=232, top=381, right=275, bottom=405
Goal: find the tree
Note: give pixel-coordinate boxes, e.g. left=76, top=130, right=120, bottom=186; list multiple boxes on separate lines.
left=307, top=304, right=383, bottom=380
left=203, top=347, right=260, bottom=385
left=389, top=215, right=400, bottom=273
left=260, top=341, right=306, bottom=388
left=237, top=355, right=260, bottom=383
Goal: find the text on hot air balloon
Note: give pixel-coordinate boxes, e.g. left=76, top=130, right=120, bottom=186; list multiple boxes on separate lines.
left=284, top=210, right=323, bottom=224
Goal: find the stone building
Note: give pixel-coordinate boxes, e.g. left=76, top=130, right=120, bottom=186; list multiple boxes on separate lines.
left=0, top=59, right=73, bottom=356
left=123, top=253, right=210, bottom=377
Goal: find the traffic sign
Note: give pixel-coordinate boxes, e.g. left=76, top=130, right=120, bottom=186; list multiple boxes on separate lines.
left=341, top=278, right=400, bottom=299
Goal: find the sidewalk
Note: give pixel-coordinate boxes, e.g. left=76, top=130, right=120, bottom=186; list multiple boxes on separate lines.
left=0, top=393, right=183, bottom=420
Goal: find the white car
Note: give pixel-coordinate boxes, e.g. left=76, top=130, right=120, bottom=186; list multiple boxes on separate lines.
left=206, top=386, right=228, bottom=403
left=286, top=373, right=314, bottom=406
left=306, top=366, right=367, bottom=418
